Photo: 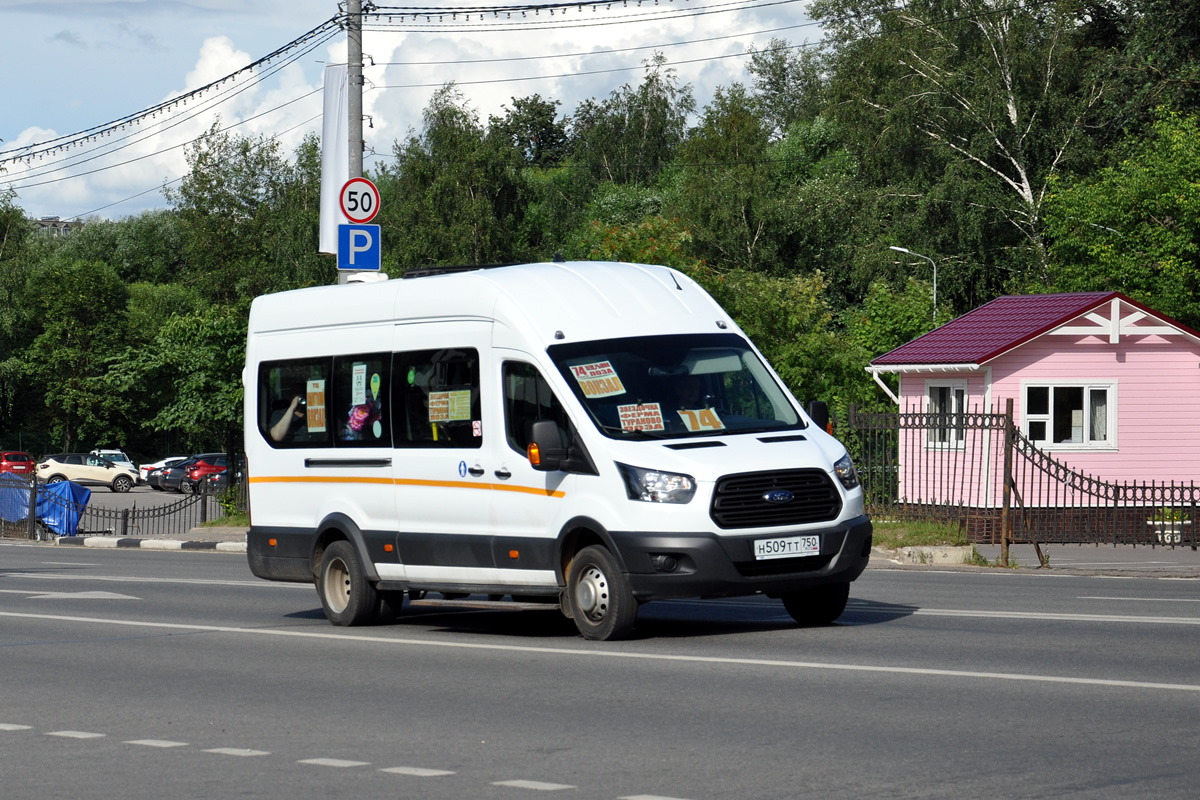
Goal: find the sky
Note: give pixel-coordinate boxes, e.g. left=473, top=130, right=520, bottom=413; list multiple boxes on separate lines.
left=0, top=0, right=818, bottom=223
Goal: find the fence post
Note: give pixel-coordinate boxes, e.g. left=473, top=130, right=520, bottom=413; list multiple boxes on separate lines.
left=1000, top=398, right=1014, bottom=567
left=120, top=508, right=129, bottom=537
left=200, top=479, right=208, bottom=525
left=26, top=476, right=38, bottom=539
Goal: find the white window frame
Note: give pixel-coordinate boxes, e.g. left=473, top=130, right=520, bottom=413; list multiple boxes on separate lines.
left=924, top=379, right=968, bottom=450
left=1020, top=379, right=1117, bottom=451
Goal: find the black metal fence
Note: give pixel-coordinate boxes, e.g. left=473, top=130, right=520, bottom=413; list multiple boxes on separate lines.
left=0, top=475, right=248, bottom=541
left=843, top=402, right=1199, bottom=557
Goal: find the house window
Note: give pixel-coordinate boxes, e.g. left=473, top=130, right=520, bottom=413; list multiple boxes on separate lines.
left=1023, top=382, right=1115, bottom=448
left=926, top=380, right=966, bottom=448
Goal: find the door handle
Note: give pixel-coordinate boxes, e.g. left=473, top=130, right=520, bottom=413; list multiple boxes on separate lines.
left=494, top=468, right=511, bottom=480
left=467, top=464, right=485, bottom=477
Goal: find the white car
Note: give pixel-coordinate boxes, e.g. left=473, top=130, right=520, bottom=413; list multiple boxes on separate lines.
left=139, top=455, right=189, bottom=484
left=38, top=453, right=141, bottom=493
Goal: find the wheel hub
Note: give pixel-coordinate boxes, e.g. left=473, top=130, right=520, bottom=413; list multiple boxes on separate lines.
left=574, top=566, right=609, bottom=620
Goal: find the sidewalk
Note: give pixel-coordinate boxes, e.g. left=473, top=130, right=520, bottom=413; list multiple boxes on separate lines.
left=870, top=542, right=1200, bottom=577
left=54, top=525, right=247, bottom=553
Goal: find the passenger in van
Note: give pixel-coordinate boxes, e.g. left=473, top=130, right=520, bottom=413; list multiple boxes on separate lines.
left=269, top=395, right=308, bottom=442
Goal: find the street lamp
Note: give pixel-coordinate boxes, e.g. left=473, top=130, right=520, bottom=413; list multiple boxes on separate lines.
left=890, top=245, right=938, bottom=324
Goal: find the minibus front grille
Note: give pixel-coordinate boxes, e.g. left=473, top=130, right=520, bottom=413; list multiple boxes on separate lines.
left=710, top=469, right=841, bottom=529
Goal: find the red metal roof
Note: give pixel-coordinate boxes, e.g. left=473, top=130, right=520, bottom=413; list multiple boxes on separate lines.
left=870, top=292, right=1122, bottom=366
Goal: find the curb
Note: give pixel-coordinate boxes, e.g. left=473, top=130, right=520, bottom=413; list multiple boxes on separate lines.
left=54, top=536, right=246, bottom=553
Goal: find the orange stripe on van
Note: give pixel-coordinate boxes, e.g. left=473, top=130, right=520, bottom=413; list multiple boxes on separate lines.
left=248, top=475, right=564, bottom=498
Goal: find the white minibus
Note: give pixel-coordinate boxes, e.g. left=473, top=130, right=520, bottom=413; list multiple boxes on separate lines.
left=244, top=261, right=871, bottom=640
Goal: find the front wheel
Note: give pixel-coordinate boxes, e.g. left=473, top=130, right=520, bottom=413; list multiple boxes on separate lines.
left=318, top=540, right=378, bottom=626
left=566, top=545, right=637, bottom=641
left=781, top=582, right=850, bottom=626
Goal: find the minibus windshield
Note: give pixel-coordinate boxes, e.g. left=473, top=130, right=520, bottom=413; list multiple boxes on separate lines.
left=549, top=333, right=804, bottom=440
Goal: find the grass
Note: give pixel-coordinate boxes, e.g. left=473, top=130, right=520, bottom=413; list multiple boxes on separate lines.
left=872, top=519, right=969, bottom=550
left=202, top=510, right=248, bottom=528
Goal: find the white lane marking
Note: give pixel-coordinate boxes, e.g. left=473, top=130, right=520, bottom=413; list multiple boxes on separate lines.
left=5, top=610, right=1200, bottom=694
left=41, top=561, right=100, bottom=566
left=854, top=607, right=1200, bottom=625
left=492, top=779, right=576, bottom=790
left=0, top=723, right=33, bottom=731
left=299, top=758, right=371, bottom=768
left=204, top=747, right=270, bottom=757
left=380, top=766, right=456, bottom=777
left=46, top=730, right=105, bottom=739
left=1080, top=596, right=1200, bottom=603
left=620, top=795, right=696, bottom=800
left=0, top=589, right=139, bottom=600
left=3, top=572, right=303, bottom=589
left=126, top=739, right=188, bottom=748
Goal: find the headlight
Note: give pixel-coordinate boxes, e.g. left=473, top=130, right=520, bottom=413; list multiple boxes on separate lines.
left=833, top=453, right=860, bottom=490
left=617, top=463, right=696, bottom=504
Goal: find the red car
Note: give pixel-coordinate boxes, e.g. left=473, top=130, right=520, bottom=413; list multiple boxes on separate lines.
left=0, top=450, right=35, bottom=477
left=179, top=453, right=228, bottom=493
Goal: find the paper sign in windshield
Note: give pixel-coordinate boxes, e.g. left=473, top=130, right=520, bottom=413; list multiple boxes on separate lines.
left=570, top=361, right=626, bottom=398
left=618, top=402, right=665, bottom=432
left=678, top=408, right=726, bottom=432
left=306, top=379, right=327, bottom=432
left=429, top=390, right=472, bottom=422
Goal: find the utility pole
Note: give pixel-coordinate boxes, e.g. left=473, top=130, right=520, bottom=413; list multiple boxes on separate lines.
left=347, top=0, right=364, bottom=180
left=339, top=0, right=365, bottom=285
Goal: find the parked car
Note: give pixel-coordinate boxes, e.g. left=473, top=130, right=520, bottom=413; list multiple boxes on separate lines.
left=140, top=455, right=189, bottom=485
left=37, top=453, right=140, bottom=493
left=163, top=453, right=226, bottom=493
left=146, top=457, right=189, bottom=490
left=204, top=456, right=245, bottom=494
left=0, top=450, right=36, bottom=477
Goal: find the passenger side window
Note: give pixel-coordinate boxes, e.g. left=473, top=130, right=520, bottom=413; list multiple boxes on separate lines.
left=258, top=359, right=333, bottom=448
left=332, top=353, right=391, bottom=447
left=503, top=361, right=571, bottom=454
left=393, top=348, right=482, bottom=449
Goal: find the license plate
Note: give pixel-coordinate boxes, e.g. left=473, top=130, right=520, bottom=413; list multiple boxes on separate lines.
left=753, top=535, right=820, bottom=560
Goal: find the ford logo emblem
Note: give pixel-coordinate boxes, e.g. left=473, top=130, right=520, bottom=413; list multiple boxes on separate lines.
left=763, top=490, right=794, bottom=504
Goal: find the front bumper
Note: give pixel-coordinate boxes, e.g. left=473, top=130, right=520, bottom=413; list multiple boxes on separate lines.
left=608, top=515, right=872, bottom=601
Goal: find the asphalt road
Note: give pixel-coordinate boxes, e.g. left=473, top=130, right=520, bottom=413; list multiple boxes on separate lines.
left=1, top=542, right=1198, bottom=799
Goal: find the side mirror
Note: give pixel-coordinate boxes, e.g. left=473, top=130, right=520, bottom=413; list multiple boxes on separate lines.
left=806, top=400, right=830, bottom=433
left=527, top=420, right=568, bottom=472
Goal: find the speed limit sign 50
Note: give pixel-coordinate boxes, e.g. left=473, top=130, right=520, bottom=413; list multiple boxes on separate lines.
left=340, top=177, right=380, bottom=224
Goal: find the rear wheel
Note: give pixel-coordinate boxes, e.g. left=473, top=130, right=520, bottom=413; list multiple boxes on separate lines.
left=47, top=475, right=66, bottom=484
left=179, top=480, right=194, bottom=495
left=318, top=540, right=378, bottom=626
left=566, top=545, right=637, bottom=641
left=781, top=582, right=850, bottom=626
left=111, top=475, right=133, bottom=493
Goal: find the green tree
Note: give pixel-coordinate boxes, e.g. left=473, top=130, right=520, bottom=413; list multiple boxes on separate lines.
left=22, top=259, right=130, bottom=451
left=1043, top=111, right=1200, bottom=326
left=569, top=53, right=695, bottom=186
left=487, top=94, right=569, bottom=167
left=377, top=84, right=526, bottom=267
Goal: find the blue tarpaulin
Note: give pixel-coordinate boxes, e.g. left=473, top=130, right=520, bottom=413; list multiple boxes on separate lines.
left=0, top=472, right=32, bottom=523
left=37, top=480, right=91, bottom=536
left=0, top=474, right=91, bottom=536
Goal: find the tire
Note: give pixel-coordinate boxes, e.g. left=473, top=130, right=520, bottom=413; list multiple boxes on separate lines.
left=179, top=480, right=194, bottom=495
left=47, top=475, right=66, bottom=484
left=781, top=582, right=850, bottom=626
left=566, top=545, right=637, bottom=641
left=317, top=540, right=379, bottom=626
left=111, top=475, right=133, bottom=493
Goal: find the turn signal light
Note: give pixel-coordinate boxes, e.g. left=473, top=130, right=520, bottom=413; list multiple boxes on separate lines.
left=527, top=443, right=541, bottom=466
left=509, top=550, right=519, bottom=559
left=384, top=543, right=394, bottom=552
left=268, top=538, right=277, bottom=547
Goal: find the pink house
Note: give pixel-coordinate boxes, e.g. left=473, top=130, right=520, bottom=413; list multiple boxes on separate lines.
left=866, top=292, right=1200, bottom=510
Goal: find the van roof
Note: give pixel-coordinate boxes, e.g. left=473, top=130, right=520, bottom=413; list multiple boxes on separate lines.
left=248, top=261, right=737, bottom=347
